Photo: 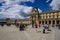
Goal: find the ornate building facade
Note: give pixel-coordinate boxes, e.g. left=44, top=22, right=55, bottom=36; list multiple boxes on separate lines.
left=30, top=8, right=60, bottom=26
left=5, top=8, right=60, bottom=26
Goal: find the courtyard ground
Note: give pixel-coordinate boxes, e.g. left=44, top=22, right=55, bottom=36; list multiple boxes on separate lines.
left=0, top=25, right=60, bottom=40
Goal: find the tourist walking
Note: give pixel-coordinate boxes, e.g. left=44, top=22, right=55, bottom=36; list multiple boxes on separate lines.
left=19, top=24, right=25, bottom=31
left=43, top=28, right=45, bottom=33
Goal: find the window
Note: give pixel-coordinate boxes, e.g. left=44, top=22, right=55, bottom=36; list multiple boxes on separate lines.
left=57, top=12, right=60, bottom=18
left=54, top=13, right=57, bottom=18
left=58, top=16, right=60, bottom=18
left=44, top=16, right=46, bottom=19
left=51, top=13, right=53, bottom=15
left=44, top=14, right=46, bottom=16
left=41, top=16, right=43, bottom=19
left=47, top=14, right=49, bottom=16
left=47, top=16, right=49, bottom=19
left=58, top=12, right=60, bottom=15
left=51, top=15, right=53, bottom=18
left=54, top=15, right=57, bottom=18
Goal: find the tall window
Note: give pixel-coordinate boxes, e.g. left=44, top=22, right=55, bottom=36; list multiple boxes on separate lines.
left=58, top=12, right=60, bottom=18
left=41, top=16, right=43, bottom=19
left=47, top=14, right=49, bottom=19
left=44, top=14, right=46, bottom=19
left=51, top=13, right=53, bottom=18
left=54, top=13, right=57, bottom=18
left=41, top=14, right=43, bottom=19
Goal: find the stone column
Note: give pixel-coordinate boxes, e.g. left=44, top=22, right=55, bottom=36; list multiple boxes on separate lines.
left=59, top=19, right=60, bottom=24
left=41, top=21, right=42, bottom=25
left=51, top=20, right=53, bottom=27
left=55, top=20, right=57, bottom=26
left=47, top=20, right=49, bottom=25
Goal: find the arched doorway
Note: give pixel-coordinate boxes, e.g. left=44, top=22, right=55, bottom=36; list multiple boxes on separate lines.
left=45, top=21, right=47, bottom=24
left=49, top=21, right=51, bottom=24
left=42, top=21, right=44, bottom=25
left=39, top=21, right=41, bottom=24
left=57, top=20, right=59, bottom=24
left=52, top=20, right=55, bottom=25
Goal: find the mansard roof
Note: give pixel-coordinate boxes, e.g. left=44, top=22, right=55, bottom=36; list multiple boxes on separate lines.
left=30, top=8, right=60, bottom=15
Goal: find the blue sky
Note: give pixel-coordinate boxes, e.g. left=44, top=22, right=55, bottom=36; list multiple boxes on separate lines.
left=0, top=0, right=60, bottom=19
left=20, top=0, right=52, bottom=11
left=0, top=0, right=52, bottom=11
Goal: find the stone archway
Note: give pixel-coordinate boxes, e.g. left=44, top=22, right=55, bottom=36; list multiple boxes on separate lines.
left=45, top=21, right=47, bottom=24
left=52, top=20, right=55, bottom=25
left=49, top=20, right=51, bottom=24
left=30, top=8, right=40, bottom=27
left=39, top=21, right=41, bottom=24
left=42, top=21, right=44, bottom=25
left=57, top=20, right=59, bottom=24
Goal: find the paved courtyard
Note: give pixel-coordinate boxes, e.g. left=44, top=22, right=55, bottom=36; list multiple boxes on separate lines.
left=0, top=25, right=60, bottom=40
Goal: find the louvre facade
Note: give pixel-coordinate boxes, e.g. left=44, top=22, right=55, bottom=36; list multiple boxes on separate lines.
left=5, top=8, right=60, bottom=26
left=30, top=8, right=60, bottom=26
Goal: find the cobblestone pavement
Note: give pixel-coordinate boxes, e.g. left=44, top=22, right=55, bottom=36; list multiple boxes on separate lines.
left=0, top=25, right=55, bottom=40
left=54, top=27, right=60, bottom=40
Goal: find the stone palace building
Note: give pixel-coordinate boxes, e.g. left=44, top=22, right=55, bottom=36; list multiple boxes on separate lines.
left=30, top=8, right=60, bottom=26
left=5, top=8, right=60, bottom=26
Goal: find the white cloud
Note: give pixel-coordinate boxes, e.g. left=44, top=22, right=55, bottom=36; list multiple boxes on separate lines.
left=0, top=0, right=42, bottom=19
left=0, top=4, right=33, bottom=19
left=38, top=8, right=42, bottom=13
left=50, top=0, right=60, bottom=10
left=0, top=0, right=4, bottom=2
left=0, top=0, right=34, bottom=5
left=0, top=0, right=35, bottom=19
left=20, top=5, right=33, bottom=14
left=46, top=0, right=50, bottom=3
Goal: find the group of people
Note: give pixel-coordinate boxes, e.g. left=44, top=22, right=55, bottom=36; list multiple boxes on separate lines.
left=32, top=24, right=51, bottom=33
left=18, top=24, right=27, bottom=31
left=0, top=23, right=27, bottom=31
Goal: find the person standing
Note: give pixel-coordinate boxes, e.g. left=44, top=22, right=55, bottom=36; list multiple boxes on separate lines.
left=19, top=24, right=24, bottom=31
left=43, top=28, right=45, bottom=33
left=35, top=23, right=38, bottom=28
